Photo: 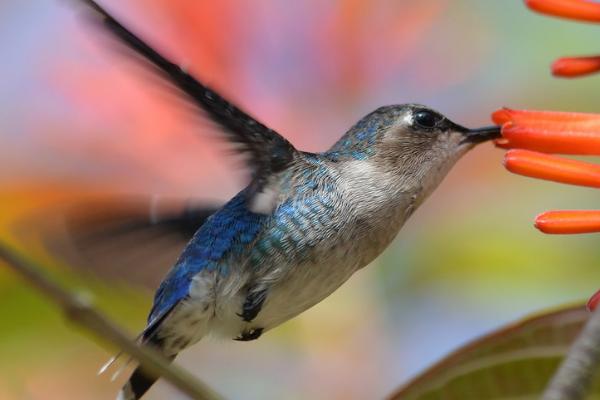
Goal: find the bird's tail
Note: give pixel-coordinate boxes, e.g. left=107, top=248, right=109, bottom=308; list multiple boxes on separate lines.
left=117, top=367, right=159, bottom=400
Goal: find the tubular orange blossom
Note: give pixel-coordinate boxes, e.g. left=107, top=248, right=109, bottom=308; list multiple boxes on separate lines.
left=535, top=210, right=600, bottom=234
left=552, top=55, right=600, bottom=78
left=492, top=108, right=600, bottom=154
left=525, top=0, right=600, bottom=23
left=504, top=149, right=600, bottom=188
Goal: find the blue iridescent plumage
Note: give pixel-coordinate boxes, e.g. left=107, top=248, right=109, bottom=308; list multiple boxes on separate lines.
left=327, top=105, right=402, bottom=161
left=148, top=160, right=338, bottom=330
left=148, top=190, right=267, bottom=326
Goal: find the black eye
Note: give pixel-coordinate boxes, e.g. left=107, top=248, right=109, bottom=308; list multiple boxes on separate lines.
left=413, top=110, right=440, bottom=129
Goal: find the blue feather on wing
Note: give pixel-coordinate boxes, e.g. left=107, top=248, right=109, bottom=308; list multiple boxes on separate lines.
left=144, top=190, right=267, bottom=336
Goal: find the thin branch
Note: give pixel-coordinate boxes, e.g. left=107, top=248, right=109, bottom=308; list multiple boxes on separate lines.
left=0, top=241, right=224, bottom=400
left=543, top=306, right=600, bottom=400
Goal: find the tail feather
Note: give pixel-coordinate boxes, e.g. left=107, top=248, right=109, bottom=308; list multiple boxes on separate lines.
left=117, top=367, right=158, bottom=400
left=110, top=356, right=134, bottom=382
left=99, top=352, right=122, bottom=375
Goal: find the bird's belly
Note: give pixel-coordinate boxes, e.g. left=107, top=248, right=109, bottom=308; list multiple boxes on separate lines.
left=252, top=216, right=407, bottom=331
left=248, top=233, right=386, bottom=332
left=207, top=237, right=367, bottom=339
left=254, top=260, right=358, bottom=331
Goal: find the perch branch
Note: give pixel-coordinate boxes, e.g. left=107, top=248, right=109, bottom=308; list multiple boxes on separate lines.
left=543, top=306, right=600, bottom=400
left=0, top=240, right=224, bottom=400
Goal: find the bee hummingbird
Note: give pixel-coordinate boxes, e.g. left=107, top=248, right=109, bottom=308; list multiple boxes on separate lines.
left=76, top=1, right=501, bottom=399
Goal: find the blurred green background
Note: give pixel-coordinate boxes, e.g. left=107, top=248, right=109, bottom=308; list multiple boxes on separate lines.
left=2, top=0, right=600, bottom=399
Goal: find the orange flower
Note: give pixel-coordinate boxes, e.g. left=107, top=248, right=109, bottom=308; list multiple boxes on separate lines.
left=500, top=142, right=600, bottom=235
left=493, top=108, right=600, bottom=154
left=525, top=0, right=600, bottom=78
left=495, top=110, right=600, bottom=236
left=552, top=56, right=600, bottom=78
left=519, top=0, right=600, bottom=311
left=536, top=210, right=600, bottom=234
left=587, top=288, right=600, bottom=311
left=492, top=108, right=600, bottom=126
left=504, top=149, right=600, bottom=188
left=525, top=0, right=600, bottom=23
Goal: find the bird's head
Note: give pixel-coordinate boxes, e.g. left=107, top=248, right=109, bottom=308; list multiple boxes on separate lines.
left=328, top=104, right=500, bottom=198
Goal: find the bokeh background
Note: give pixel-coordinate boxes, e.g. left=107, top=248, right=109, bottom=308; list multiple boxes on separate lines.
left=2, top=1, right=600, bottom=399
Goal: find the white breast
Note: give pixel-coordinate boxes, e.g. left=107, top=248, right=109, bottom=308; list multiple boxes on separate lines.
left=246, top=160, right=414, bottom=332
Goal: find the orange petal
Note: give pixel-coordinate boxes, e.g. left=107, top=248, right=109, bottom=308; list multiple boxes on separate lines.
left=525, top=0, right=600, bottom=23
left=500, top=124, right=600, bottom=154
left=552, top=55, right=600, bottom=77
left=491, top=109, right=513, bottom=125
left=492, top=109, right=600, bottom=153
left=504, top=149, right=600, bottom=187
left=535, top=210, right=600, bottom=234
left=494, top=137, right=512, bottom=149
left=588, top=289, right=600, bottom=311
left=492, top=108, right=600, bottom=127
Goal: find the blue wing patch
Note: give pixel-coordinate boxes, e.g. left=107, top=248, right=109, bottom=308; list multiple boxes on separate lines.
left=145, top=189, right=267, bottom=333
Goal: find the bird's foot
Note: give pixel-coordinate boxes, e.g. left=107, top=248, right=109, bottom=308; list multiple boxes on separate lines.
left=234, top=327, right=264, bottom=341
left=238, top=289, right=267, bottom=322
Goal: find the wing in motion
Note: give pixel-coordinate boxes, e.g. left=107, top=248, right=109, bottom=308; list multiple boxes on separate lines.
left=75, top=0, right=299, bottom=213
left=42, top=196, right=220, bottom=288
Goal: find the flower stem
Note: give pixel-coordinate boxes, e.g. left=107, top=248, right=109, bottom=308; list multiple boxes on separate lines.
left=543, top=307, right=600, bottom=400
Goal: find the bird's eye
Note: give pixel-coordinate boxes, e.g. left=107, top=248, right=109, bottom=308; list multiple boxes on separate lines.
left=413, top=110, right=440, bottom=129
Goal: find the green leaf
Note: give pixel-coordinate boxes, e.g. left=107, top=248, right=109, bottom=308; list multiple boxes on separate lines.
left=390, top=305, right=600, bottom=400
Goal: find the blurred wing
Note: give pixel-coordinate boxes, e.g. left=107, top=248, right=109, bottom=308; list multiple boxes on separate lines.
left=76, top=0, right=298, bottom=213
left=45, top=196, right=219, bottom=289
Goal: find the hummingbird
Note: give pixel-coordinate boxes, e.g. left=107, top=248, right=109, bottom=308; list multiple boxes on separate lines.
left=73, top=1, right=501, bottom=399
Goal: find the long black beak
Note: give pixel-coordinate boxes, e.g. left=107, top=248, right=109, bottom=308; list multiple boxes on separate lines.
left=462, top=125, right=502, bottom=144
